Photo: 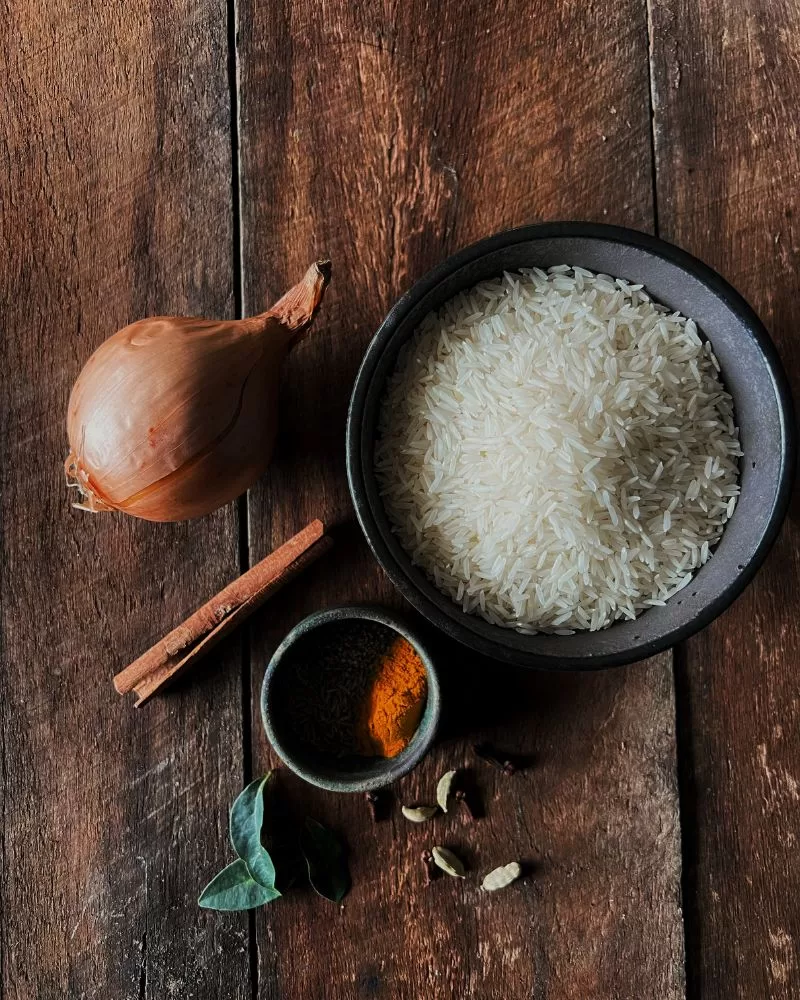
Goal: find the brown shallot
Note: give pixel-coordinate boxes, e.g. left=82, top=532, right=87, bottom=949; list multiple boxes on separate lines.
left=65, top=261, right=330, bottom=521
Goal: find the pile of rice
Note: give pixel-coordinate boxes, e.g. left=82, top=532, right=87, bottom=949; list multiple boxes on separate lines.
left=375, top=266, right=742, bottom=633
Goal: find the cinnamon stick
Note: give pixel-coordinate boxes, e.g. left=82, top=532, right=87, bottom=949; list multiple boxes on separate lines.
left=114, top=519, right=329, bottom=702
left=131, top=536, right=332, bottom=707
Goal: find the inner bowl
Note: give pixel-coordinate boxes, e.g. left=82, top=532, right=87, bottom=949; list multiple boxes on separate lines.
left=261, top=605, right=441, bottom=792
left=346, top=223, right=795, bottom=669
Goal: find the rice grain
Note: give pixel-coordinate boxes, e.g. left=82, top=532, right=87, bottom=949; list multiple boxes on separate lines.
left=375, top=267, right=742, bottom=632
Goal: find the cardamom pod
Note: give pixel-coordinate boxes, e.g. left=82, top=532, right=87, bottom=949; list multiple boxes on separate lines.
left=481, top=862, right=522, bottom=891
left=401, top=805, right=438, bottom=823
left=432, top=846, right=466, bottom=878
left=436, top=769, right=457, bottom=813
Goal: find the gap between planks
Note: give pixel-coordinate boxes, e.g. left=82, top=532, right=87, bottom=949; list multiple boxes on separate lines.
left=226, top=0, right=259, bottom=995
left=645, top=0, right=694, bottom=995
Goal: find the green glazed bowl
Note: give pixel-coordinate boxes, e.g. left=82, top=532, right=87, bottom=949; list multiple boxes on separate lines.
left=261, top=605, right=441, bottom=792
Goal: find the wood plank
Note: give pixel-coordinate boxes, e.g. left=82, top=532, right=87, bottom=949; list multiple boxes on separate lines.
left=650, top=1, right=800, bottom=997
left=236, top=1, right=685, bottom=996
left=0, top=2, right=248, bottom=997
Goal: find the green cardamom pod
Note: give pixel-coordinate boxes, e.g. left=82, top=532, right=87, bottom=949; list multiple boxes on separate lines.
left=481, top=862, right=522, bottom=892
left=436, top=770, right=458, bottom=813
left=401, top=805, right=438, bottom=823
left=432, top=846, right=466, bottom=878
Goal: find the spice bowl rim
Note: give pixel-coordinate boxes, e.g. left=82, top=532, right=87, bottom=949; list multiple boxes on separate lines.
left=346, top=221, right=796, bottom=670
left=260, top=604, right=441, bottom=793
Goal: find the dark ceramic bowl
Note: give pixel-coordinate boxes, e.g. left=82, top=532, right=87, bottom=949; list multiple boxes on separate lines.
left=346, top=222, right=795, bottom=669
left=261, top=605, right=441, bottom=792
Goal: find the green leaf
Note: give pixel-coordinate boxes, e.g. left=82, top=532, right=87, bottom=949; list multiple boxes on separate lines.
left=299, top=818, right=350, bottom=903
left=229, top=773, right=276, bottom=889
left=198, top=859, right=281, bottom=911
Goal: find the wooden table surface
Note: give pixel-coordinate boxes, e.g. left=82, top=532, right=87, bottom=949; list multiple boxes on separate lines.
left=2, top=1, right=799, bottom=997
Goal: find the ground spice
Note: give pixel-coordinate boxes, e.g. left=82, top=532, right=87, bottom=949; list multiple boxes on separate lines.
left=275, top=620, right=427, bottom=759
left=357, top=636, right=427, bottom=757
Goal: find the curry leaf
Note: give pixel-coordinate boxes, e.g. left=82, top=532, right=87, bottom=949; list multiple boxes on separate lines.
left=229, top=773, right=276, bottom=889
left=299, top=818, right=350, bottom=903
left=198, top=859, right=281, bottom=911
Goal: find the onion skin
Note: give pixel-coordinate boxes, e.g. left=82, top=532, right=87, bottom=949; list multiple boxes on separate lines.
left=65, top=261, right=330, bottom=521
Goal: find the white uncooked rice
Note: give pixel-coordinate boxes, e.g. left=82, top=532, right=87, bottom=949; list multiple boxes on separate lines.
left=375, top=266, right=742, bottom=633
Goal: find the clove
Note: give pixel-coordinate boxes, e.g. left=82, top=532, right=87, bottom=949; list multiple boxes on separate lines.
left=365, top=791, right=382, bottom=822
left=472, top=742, right=516, bottom=775
left=421, top=850, right=438, bottom=885
left=364, top=791, right=389, bottom=823
left=454, top=789, right=477, bottom=820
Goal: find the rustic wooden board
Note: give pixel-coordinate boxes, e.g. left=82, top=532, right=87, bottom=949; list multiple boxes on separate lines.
left=0, top=2, right=248, bottom=997
left=650, top=1, right=800, bottom=997
left=15, top=0, right=799, bottom=994
left=236, top=1, right=685, bottom=997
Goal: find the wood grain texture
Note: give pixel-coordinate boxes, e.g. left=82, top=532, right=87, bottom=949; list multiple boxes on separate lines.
left=650, top=1, right=800, bottom=997
left=236, top=1, right=684, bottom=996
left=0, top=2, right=248, bottom=997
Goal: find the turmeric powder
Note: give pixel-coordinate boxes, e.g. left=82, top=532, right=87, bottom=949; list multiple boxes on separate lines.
left=357, top=636, right=428, bottom=758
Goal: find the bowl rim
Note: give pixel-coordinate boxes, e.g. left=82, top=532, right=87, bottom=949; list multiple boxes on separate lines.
left=260, top=604, right=442, bottom=792
left=346, top=221, right=796, bottom=669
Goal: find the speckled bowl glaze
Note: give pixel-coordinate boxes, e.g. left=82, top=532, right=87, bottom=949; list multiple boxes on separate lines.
left=346, top=222, right=795, bottom=669
left=261, top=605, right=441, bottom=792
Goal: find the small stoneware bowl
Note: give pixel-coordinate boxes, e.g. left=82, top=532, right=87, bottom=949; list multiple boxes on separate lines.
left=261, top=605, right=441, bottom=792
left=347, top=222, right=795, bottom=669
